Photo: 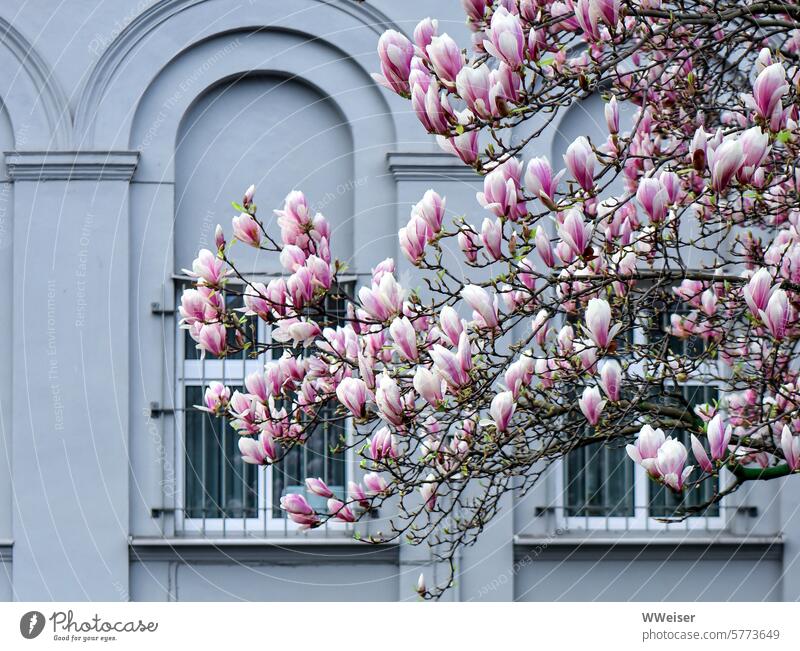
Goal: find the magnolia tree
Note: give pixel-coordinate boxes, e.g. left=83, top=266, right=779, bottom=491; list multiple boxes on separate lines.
left=181, top=0, right=800, bottom=597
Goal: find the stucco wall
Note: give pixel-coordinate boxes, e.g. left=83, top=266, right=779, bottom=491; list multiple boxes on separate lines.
left=0, top=0, right=795, bottom=601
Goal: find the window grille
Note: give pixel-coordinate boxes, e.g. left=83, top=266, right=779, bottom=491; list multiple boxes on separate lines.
left=172, top=278, right=353, bottom=536
left=561, top=292, right=725, bottom=530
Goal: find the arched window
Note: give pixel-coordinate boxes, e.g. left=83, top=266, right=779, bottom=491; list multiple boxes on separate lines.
left=173, top=75, right=354, bottom=534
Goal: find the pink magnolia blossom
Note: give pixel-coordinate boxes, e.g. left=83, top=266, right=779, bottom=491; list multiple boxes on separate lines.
left=348, top=481, right=370, bottom=510
left=203, top=382, right=230, bottom=412
left=626, top=424, right=666, bottom=477
left=701, top=288, right=718, bottom=316
left=376, top=373, right=404, bottom=426
left=584, top=298, right=620, bottom=348
left=656, top=438, right=693, bottom=491
left=239, top=432, right=277, bottom=465
left=706, top=414, right=732, bottom=461
left=185, top=248, right=228, bottom=287
left=275, top=191, right=311, bottom=241
left=196, top=323, right=226, bottom=357
left=413, top=367, right=445, bottom=405
left=437, top=130, right=479, bottom=165
left=426, top=34, right=463, bottom=87
left=490, top=390, right=516, bottom=431
left=531, top=309, right=551, bottom=347
left=781, top=426, right=800, bottom=471
left=461, top=0, right=490, bottom=21
left=483, top=7, right=525, bottom=68
left=280, top=494, right=319, bottom=529
left=287, top=268, right=314, bottom=309
left=579, top=386, right=606, bottom=425
left=373, top=29, right=415, bottom=95
left=759, top=288, right=791, bottom=339
left=232, top=212, right=261, bottom=247
left=420, top=474, right=438, bottom=511
left=439, top=305, right=464, bottom=346
left=690, top=434, right=714, bottom=473
left=370, top=427, right=398, bottom=462
left=594, top=0, right=621, bottom=26
left=414, top=189, right=446, bottom=235
left=636, top=177, right=669, bottom=223
left=477, top=160, right=525, bottom=220
left=327, top=498, right=356, bottom=523
left=525, top=157, right=563, bottom=209
left=535, top=226, right=555, bottom=268
left=461, top=284, right=499, bottom=329
left=605, top=95, right=619, bottom=134
left=709, top=137, right=743, bottom=192
left=336, top=377, right=369, bottom=418
left=505, top=355, right=534, bottom=399
left=674, top=279, right=705, bottom=306
left=389, top=316, right=418, bottom=361
left=272, top=319, right=321, bottom=348
left=245, top=371, right=269, bottom=403
left=399, top=214, right=428, bottom=264
left=575, top=0, right=602, bottom=41
left=456, top=64, right=502, bottom=119
left=214, top=224, right=225, bottom=250
left=305, top=477, right=334, bottom=498
left=558, top=209, right=591, bottom=257
left=599, top=360, right=621, bottom=401
left=358, top=273, right=404, bottom=322
left=457, top=224, right=480, bottom=262
left=179, top=287, right=218, bottom=324
left=738, top=126, right=770, bottom=182
left=363, top=472, right=389, bottom=495
left=242, top=184, right=255, bottom=210
left=752, top=62, right=788, bottom=130
left=412, top=79, right=453, bottom=134
left=563, top=136, right=597, bottom=191
left=743, top=269, right=776, bottom=318
left=480, top=217, right=504, bottom=260
left=413, top=17, right=438, bottom=54
left=430, top=334, right=472, bottom=388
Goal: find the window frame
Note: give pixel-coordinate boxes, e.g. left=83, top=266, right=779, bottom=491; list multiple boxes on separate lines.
left=174, top=277, right=355, bottom=535
left=556, top=309, right=729, bottom=532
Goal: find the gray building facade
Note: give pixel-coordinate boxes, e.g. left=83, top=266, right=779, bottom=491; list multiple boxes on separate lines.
left=0, top=0, right=798, bottom=601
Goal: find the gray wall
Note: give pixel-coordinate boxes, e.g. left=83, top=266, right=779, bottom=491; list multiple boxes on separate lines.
left=0, top=0, right=795, bottom=601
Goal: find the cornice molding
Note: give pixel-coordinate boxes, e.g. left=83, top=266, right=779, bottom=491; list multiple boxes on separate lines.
left=4, top=151, right=139, bottom=182
left=386, top=151, right=481, bottom=182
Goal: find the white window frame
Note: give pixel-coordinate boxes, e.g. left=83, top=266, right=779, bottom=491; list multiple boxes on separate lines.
left=174, top=278, right=354, bottom=535
left=556, top=313, right=729, bottom=532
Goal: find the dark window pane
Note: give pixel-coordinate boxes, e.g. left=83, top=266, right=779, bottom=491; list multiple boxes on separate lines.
left=184, top=385, right=258, bottom=519
left=565, top=439, right=634, bottom=517
left=270, top=283, right=351, bottom=516
left=645, top=299, right=706, bottom=359
left=271, top=401, right=346, bottom=516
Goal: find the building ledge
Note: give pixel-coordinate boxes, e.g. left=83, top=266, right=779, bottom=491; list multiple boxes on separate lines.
left=0, top=539, right=11, bottom=563
left=129, top=536, right=400, bottom=564
left=513, top=533, right=783, bottom=562
left=4, top=150, right=139, bottom=181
